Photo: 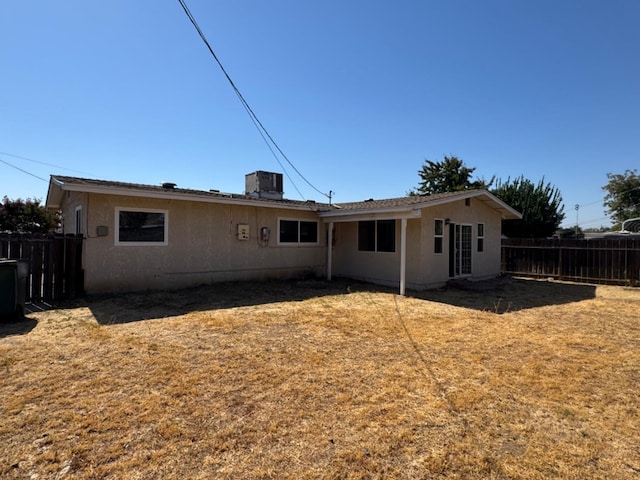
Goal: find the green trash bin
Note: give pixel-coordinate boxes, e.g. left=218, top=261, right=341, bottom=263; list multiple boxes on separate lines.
left=0, top=259, right=29, bottom=318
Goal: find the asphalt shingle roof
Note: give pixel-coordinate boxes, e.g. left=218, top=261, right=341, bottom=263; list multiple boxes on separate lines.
left=50, top=175, right=332, bottom=211
left=49, top=176, right=520, bottom=219
left=332, top=190, right=478, bottom=211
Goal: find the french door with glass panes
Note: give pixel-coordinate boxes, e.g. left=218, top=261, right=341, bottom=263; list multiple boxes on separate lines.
left=449, top=223, right=472, bottom=277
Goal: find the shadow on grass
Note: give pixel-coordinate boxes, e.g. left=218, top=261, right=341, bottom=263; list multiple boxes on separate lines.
left=0, top=301, right=66, bottom=337
left=82, top=276, right=600, bottom=325
left=411, top=276, right=598, bottom=313
left=87, top=279, right=362, bottom=325
left=0, top=313, right=37, bottom=337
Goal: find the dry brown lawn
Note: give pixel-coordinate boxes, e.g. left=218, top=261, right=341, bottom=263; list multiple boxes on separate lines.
left=0, top=277, right=638, bottom=479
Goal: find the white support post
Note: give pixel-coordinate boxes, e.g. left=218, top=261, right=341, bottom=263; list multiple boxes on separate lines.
left=327, top=222, right=334, bottom=281
left=400, top=217, right=407, bottom=296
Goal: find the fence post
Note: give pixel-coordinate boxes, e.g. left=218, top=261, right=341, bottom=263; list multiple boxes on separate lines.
left=53, top=235, right=65, bottom=301
left=31, top=238, right=44, bottom=301
left=558, top=243, right=563, bottom=280
left=43, top=235, right=55, bottom=301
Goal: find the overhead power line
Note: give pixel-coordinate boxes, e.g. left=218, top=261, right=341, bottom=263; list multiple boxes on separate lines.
left=0, top=151, right=89, bottom=175
left=0, top=156, right=48, bottom=182
left=578, top=184, right=640, bottom=210
left=176, top=0, right=329, bottom=200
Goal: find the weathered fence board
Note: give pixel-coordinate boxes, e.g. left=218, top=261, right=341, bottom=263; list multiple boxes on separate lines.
left=0, top=233, right=84, bottom=302
left=502, top=238, right=640, bottom=286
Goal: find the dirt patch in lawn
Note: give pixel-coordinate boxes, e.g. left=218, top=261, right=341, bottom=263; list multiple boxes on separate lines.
left=0, top=278, right=638, bottom=479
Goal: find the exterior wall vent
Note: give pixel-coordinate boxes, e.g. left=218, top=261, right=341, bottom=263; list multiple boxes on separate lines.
left=245, top=171, right=284, bottom=200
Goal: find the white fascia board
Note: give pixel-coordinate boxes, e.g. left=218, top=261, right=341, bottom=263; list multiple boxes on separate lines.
left=320, top=190, right=521, bottom=222
left=414, top=191, right=521, bottom=218
left=320, top=208, right=421, bottom=223
left=56, top=183, right=320, bottom=212
left=45, top=177, right=66, bottom=209
left=472, top=191, right=523, bottom=219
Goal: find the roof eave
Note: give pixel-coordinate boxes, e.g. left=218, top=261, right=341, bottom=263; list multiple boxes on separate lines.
left=320, top=207, right=422, bottom=222
left=321, top=190, right=522, bottom=220
left=45, top=176, right=65, bottom=209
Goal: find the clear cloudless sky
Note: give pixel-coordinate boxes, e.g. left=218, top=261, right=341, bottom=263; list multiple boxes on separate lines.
left=1, top=0, right=639, bottom=228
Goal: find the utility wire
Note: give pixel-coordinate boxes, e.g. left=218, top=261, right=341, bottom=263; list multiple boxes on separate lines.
left=0, top=151, right=92, bottom=176
left=176, top=0, right=329, bottom=200
left=0, top=157, right=48, bottom=182
left=578, top=184, right=640, bottom=209
left=175, top=0, right=302, bottom=198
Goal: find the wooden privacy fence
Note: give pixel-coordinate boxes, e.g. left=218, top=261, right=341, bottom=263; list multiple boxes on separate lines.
left=0, top=233, right=84, bottom=302
left=502, top=237, right=640, bottom=286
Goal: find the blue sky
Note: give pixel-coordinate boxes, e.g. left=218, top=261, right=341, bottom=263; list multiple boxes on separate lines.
left=1, top=0, right=638, bottom=228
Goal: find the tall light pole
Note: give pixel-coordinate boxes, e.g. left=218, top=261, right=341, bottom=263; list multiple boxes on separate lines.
left=575, top=204, right=579, bottom=237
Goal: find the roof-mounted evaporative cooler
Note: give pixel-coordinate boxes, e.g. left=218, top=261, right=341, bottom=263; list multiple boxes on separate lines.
left=245, top=171, right=284, bottom=200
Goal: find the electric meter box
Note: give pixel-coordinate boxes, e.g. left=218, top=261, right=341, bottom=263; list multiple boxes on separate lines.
left=237, top=224, right=250, bottom=240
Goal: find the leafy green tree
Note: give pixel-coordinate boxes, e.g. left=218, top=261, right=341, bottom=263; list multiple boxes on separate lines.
left=492, top=176, right=565, bottom=238
left=411, top=155, right=493, bottom=195
left=0, top=196, right=59, bottom=233
left=602, top=169, right=640, bottom=225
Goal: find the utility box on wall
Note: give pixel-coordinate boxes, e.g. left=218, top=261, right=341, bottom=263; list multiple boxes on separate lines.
left=237, top=224, right=250, bottom=240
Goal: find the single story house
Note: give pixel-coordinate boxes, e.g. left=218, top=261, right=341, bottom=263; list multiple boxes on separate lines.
left=45, top=172, right=521, bottom=295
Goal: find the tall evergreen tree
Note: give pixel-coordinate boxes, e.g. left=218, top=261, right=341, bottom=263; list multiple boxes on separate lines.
left=492, top=177, right=565, bottom=238
left=411, top=155, right=493, bottom=195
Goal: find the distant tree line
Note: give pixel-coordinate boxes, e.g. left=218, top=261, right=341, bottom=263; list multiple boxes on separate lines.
left=0, top=196, right=59, bottom=233
left=411, top=156, right=639, bottom=237
left=410, top=155, right=565, bottom=237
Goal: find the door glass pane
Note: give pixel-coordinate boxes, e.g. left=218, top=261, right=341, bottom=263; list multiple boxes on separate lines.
left=461, top=225, right=472, bottom=274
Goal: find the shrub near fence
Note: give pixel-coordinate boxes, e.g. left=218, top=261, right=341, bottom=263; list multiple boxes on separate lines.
left=0, top=233, right=84, bottom=302
left=501, top=237, right=640, bottom=286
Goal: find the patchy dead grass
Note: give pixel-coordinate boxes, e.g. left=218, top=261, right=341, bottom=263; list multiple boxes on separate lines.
left=0, top=278, right=638, bottom=479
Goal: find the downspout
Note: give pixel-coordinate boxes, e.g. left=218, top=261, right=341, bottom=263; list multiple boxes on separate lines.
left=400, top=217, right=407, bottom=295
left=327, top=221, right=334, bottom=281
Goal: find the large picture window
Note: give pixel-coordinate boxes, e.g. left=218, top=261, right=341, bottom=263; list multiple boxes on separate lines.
left=278, top=219, right=319, bottom=245
left=358, top=219, right=396, bottom=252
left=116, top=208, right=168, bottom=245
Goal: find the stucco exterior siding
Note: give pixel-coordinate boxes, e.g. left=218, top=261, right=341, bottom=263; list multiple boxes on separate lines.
left=331, top=222, right=401, bottom=287
left=329, top=197, right=505, bottom=290
left=62, top=192, right=325, bottom=293
left=417, top=198, right=504, bottom=285
left=48, top=176, right=521, bottom=295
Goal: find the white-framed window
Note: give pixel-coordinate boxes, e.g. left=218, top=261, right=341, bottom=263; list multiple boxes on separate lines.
left=278, top=218, right=319, bottom=245
left=477, top=223, right=485, bottom=252
left=357, top=219, right=396, bottom=252
left=434, top=218, right=444, bottom=254
left=115, top=207, right=168, bottom=246
left=75, top=206, right=83, bottom=235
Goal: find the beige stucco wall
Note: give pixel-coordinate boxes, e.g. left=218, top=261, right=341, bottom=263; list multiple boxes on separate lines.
left=330, top=197, right=504, bottom=290
left=416, top=197, right=503, bottom=286
left=61, top=192, right=326, bottom=294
